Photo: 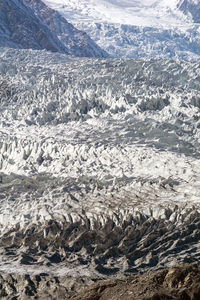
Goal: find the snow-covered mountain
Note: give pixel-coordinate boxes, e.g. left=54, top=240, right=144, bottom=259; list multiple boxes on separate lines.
left=0, top=0, right=108, bottom=57
left=43, top=0, right=200, bottom=60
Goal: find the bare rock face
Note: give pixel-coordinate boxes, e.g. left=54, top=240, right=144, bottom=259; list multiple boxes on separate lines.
left=0, top=0, right=67, bottom=53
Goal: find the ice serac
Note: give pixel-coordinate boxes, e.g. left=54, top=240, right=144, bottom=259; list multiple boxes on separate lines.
left=0, top=0, right=108, bottom=58
left=1, top=48, right=200, bottom=281
left=76, top=22, right=200, bottom=60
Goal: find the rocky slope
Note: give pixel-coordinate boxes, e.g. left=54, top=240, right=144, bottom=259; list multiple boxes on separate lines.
left=22, top=0, right=108, bottom=57
left=0, top=0, right=108, bottom=57
left=178, top=0, right=200, bottom=23
left=0, top=0, right=66, bottom=53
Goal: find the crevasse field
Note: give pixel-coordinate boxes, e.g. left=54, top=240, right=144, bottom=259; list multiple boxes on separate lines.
left=0, top=47, right=200, bottom=283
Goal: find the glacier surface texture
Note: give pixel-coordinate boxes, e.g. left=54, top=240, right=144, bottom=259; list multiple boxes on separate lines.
left=0, top=48, right=200, bottom=277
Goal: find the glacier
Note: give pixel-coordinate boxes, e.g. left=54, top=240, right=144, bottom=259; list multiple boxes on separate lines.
left=1, top=1, right=200, bottom=297
left=0, top=48, right=200, bottom=281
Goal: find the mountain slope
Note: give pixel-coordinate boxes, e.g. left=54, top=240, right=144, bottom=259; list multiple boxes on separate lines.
left=43, top=0, right=200, bottom=60
left=0, top=0, right=108, bottom=57
left=0, top=0, right=68, bottom=53
left=178, top=0, right=200, bottom=23
left=22, top=0, right=108, bottom=57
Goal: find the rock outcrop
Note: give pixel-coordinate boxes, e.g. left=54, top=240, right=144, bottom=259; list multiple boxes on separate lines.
left=178, top=0, right=200, bottom=23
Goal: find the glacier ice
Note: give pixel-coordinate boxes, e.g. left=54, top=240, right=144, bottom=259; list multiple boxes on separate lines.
left=0, top=48, right=200, bottom=277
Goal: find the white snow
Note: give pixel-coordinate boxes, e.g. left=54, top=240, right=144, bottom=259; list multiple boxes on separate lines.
left=43, top=0, right=191, bottom=29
